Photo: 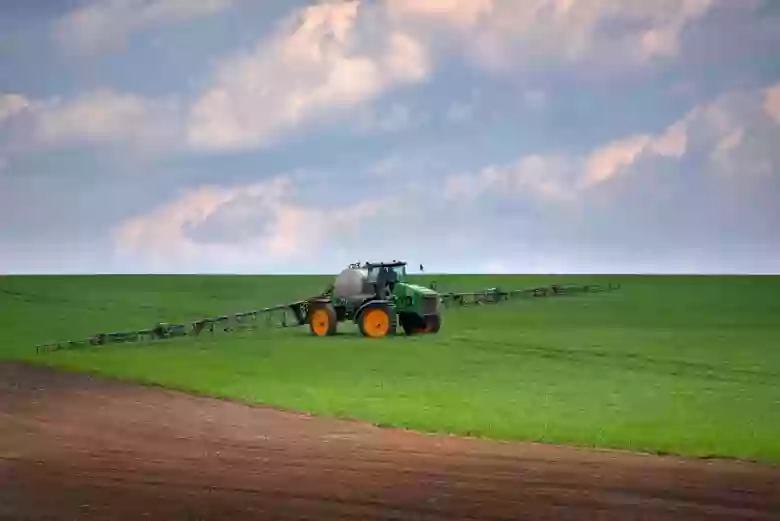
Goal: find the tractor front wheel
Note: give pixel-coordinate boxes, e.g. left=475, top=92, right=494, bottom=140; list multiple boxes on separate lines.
left=399, top=312, right=440, bottom=335
left=424, top=313, right=441, bottom=333
left=358, top=304, right=394, bottom=338
left=309, top=303, right=338, bottom=337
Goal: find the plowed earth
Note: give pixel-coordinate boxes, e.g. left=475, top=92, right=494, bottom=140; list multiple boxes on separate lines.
left=1, top=362, right=778, bottom=521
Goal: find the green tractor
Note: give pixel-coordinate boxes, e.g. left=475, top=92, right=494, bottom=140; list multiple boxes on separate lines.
left=307, top=260, right=442, bottom=338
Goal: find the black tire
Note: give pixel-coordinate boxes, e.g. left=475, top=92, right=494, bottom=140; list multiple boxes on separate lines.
left=309, top=303, right=338, bottom=336
left=424, top=313, right=441, bottom=333
left=399, top=312, right=425, bottom=336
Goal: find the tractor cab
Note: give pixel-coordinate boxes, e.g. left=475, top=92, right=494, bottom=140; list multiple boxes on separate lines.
left=347, top=260, right=407, bottom=284
left=365, top=261, right=407, bottom=283
left=346, top=260, right=407, bottom=299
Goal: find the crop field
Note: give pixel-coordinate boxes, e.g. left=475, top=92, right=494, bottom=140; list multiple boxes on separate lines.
left=1, top=274, right=779, bottom=464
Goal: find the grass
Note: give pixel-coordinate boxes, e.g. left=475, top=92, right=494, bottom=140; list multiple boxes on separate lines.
left=1, top=273, right=779, bottom=463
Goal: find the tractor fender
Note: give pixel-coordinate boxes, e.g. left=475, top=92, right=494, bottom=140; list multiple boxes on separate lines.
left=353, top=299, right=392, bottom=324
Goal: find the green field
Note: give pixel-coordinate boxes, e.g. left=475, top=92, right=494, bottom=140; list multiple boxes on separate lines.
left=2, top=274, right=779, bottom=463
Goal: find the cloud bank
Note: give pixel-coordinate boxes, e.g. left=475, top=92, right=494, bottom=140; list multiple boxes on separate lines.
left=1, top=0, right=778, bottom=274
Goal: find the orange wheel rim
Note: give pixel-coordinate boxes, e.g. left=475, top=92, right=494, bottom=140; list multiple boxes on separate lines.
left=311, top=309, right=330, bottom=336
left=363, top=308, right=390, bottom=337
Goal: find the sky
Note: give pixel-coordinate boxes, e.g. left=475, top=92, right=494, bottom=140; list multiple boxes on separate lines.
left=1, top=0, right=779, bottom=275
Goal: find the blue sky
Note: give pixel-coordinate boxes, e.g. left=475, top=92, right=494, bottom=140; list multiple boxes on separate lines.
left=1, top=0, right=779, bottom=274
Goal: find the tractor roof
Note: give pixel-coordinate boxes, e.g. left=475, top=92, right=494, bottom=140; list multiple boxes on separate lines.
left=348, top=260, right=407, bottom=269
left=366, top=260, right=406, bottom=268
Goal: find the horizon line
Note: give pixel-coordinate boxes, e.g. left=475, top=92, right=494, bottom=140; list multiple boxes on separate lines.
left=2, top=272, right=778, bottom=277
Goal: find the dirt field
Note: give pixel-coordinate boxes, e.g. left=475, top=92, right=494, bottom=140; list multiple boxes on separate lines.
left=1, top=362, right=777, bottom=520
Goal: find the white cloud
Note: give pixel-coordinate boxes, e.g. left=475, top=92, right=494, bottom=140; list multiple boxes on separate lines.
left=591, top=98, right=770, bottom=188
left=53, top=0, right=235, bottom=55
left=445, top=154, right=575, bottom=203
left=386, top=0, right=716, bottom=70
left=764, top=82, right=780, bottom=124
left=710, top=127, right=745, bottom=169
left=651, top=120, right=688, bottom=157
left=634, top=0, right=715, bottom=60
left=185, top=0, right=715, bottom=152
left=33, top=89, right=182, bottom=150
left=186, top=1, right=431, bottom=151
left=677, top=86, right=780, bottom=180
left=0, top=89, right=184, bottom=156
left=113, top=175, right=387, bottom=271
left=582, top=134, right=653, bottom=187
left=581, top=109, right=691, bottom=187
left=0, top=94, right=32, bottom=123
left=449, top=81, right=779, bottom=199
left=33, top=0, right=720, bottom=156
left=104, top=80, right=779, bottom=273
left=29, top=0, right=729, bottom=160
left=387, top=0, right=494, bottom=29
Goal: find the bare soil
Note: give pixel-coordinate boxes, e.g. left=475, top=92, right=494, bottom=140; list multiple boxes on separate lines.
left=1, top=361, right=778, bottom=521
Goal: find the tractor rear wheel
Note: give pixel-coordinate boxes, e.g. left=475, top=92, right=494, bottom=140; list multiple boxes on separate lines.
left=358, top=304, right=394, bottom=338
left=309, top=303, right=338, bottom=337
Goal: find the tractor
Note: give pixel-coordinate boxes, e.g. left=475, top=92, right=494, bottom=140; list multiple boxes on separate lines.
left=306, top=260, right=442, bottom=338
